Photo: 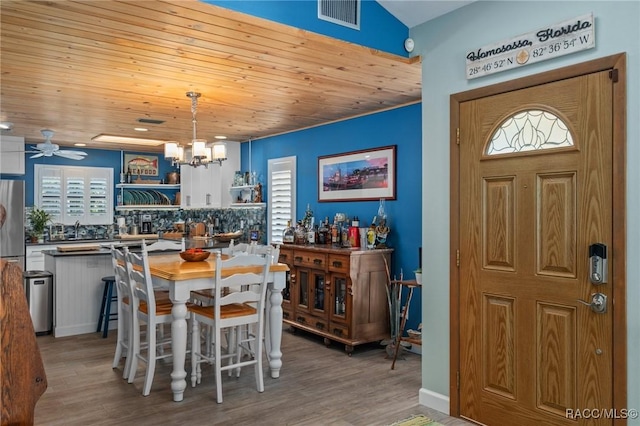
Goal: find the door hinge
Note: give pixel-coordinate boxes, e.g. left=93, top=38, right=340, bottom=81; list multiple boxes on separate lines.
left=456, top=128, right=460, bottom=145
left=456, top=249, right=460, bottom=267
left=457, top=371, right=460, bottom=389
left=609, top=69, right=619, bottom=82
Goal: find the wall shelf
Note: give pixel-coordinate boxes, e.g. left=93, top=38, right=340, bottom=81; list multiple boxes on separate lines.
left=116, top=183, right=180, bottom=189
left=230, top=184, right=260, bottom=204
left=115, top=205, right=180, bottom=211
left=116, top=183, right=180, bottom=211
left=229, top=203, right=265, bottom=208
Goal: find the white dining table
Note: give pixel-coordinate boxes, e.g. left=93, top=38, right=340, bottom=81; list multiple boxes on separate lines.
left=147, top=253, right=289, bottom=402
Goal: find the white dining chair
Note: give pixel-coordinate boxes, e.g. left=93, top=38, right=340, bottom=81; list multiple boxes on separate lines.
left=145, top=237, right=185, bottom=252
left=188, top=251, right=271, bottom=403
left=222, top=239, right=252, bottom=255
left=125, top=244, right=175, bottom=396
left=110, top=245, right=134, bottom=379
left=249, top=243, right=280, bottom=264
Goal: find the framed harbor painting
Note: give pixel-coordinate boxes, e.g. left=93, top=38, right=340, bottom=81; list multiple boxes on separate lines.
left=318, top=145, right=396, bottom=202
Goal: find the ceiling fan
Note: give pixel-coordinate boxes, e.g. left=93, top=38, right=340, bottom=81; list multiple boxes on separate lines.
left=26, top=129, right=88, bottom=160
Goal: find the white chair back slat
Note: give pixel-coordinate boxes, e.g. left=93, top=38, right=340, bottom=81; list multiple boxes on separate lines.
left=146, top=237, right=185, bottom=252
left=125, top=245, right=154, bottom=313
left=223, top=239, right=252, bottom=255
left=249, top=243, right=279, bottom=264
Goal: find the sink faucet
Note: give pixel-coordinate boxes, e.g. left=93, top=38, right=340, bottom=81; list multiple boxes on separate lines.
left=74, top=220, right=81, bottom=239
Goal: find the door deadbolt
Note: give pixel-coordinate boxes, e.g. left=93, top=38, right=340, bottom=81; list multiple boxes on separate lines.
left=589, top=243, right=608, bottom=284
left=577, top=293, right=607, bottom=313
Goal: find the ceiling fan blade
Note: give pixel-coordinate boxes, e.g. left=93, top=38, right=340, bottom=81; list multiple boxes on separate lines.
left=57, top=149, right=87, bottom=156
left=30, top=153, right=45, bottom=158
left=54, top=151, right=86, bottom=160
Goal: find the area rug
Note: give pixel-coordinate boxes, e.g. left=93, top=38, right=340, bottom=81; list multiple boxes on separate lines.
left=386, top=414, right=444, bottom=426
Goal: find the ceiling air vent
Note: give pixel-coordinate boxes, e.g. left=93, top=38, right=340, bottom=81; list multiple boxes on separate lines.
left=137, top=118, right=165, bottom=125
left=318, top=0, right=360, bottom=30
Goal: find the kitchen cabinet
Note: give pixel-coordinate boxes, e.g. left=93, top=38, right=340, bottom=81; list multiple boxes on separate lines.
left=278, top=244, right=392, bottom=355
left=26, top=245, right=57, bottom=271
left=115, top=183, right=180, bottom=211
left=180, top=164, right=222, bottom=209
left=0, top=136, right=25, bottom=175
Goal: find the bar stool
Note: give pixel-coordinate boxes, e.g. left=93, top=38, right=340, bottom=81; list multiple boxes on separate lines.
left=97, top=276, right=117, bottom=338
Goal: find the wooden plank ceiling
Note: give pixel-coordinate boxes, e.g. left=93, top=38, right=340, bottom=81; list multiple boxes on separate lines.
left=0, top=0, right=422, bottom=152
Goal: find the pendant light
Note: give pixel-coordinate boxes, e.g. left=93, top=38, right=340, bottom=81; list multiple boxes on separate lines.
left=164, top=92, right=227, bottom=168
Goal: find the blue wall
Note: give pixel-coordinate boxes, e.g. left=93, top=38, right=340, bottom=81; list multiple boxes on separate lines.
left=241, top=102, right=423, bottom=330
left=205, top=0, right=410, bottom=56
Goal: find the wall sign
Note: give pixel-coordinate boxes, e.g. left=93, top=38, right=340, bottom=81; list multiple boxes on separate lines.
left=466, top=13, right=594, bottom=80
left=124, top=153, right=159, bottom=176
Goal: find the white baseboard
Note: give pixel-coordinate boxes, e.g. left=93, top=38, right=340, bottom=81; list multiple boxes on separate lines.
left=418, top=388, right=450, bottom=415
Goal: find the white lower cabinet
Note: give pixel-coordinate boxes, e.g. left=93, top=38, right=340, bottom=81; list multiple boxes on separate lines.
left=26, top=245, right=57, bottom=271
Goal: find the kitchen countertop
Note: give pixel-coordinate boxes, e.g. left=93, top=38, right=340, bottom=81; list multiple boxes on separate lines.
left=42, top=240, right=230, bottom=257
left=26, top=238, right=116, bottom=247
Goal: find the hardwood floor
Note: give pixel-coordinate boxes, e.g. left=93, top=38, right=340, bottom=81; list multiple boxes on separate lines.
left=34, top=327, right=475, bottom=425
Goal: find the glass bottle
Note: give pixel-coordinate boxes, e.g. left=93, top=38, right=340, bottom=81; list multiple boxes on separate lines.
left=331, top=219, right=339, bottom=246
left=307, top=224, right=316, bottom=244
left=317, top=221, right=326, bottom=245
left=283, top=220, right=295, bottom=244
left=294, top=221, right=307, bottom=245
left=125, top=166, right=132, bottom=184
left=341, top=216, right=349, bottom=247
left=319, top=217, right=329, bottom=245
left=366, top=218, right=376, bottom=249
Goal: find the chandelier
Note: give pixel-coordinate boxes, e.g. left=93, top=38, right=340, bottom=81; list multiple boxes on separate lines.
left=164, top=92, right=227, bottom=168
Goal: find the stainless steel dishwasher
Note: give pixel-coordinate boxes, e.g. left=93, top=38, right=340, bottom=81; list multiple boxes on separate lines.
left=24, top=270, right=53, bottom=335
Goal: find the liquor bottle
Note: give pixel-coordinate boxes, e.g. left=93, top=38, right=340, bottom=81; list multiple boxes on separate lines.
left=317, top=221, right=326, bottom=245
left=341, top=216, right=349, bottom=247
left=283, top=220, right=295, bottom=244
left=366, top=218, right=376, bottom=249
left=331, top=219, right=339, bottom=246
left=307, top=224, right=316, bottom=244
left=295, top=221, right=307, bottom=245
left=348, top=218, right=360, bottom=248
left=125, top=166, right=132, bottom=184
left=320, top=217, right=330, bottom=245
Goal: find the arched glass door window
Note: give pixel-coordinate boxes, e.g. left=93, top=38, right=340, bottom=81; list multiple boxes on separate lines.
left=486, top=110, right=574, bottom=155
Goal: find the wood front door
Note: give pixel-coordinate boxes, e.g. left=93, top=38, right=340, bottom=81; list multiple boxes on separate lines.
left=457, top=65, right=620, bottom=425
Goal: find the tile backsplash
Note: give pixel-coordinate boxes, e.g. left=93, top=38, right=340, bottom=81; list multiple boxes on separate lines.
left=26, top=206, right=267, bottom=244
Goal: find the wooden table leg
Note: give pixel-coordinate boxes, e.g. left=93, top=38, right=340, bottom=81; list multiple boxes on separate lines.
left=391, top=285, right=415, bottom=370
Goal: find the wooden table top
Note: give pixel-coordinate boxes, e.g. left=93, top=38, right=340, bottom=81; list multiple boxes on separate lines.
left=389, top=279, right=421, bottom=288
left=147, top=253, right=289, bottom=281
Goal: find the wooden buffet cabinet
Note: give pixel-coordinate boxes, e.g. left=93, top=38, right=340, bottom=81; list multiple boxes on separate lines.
left=278, top=244, right=392, bottom=355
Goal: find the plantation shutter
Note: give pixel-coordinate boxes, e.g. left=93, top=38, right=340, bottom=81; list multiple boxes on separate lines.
left=268, top=156, right=296, bottom=244
left=35, top=164, right=113, bottom=225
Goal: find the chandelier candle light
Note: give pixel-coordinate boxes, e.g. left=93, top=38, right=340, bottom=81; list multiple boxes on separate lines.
left=164, top=92, right=227, bottom=168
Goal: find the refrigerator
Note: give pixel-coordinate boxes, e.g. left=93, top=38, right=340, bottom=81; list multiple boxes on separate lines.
left=0, top=179, right=25, bottom=271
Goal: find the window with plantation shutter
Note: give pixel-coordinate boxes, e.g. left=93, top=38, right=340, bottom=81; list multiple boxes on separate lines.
left=268, top=156, right=296, bottom=244
left=35, top=164, right=113, bottom=225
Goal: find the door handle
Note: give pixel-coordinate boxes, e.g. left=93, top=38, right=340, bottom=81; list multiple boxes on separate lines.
left=577, top=293, right=607, bottom=313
